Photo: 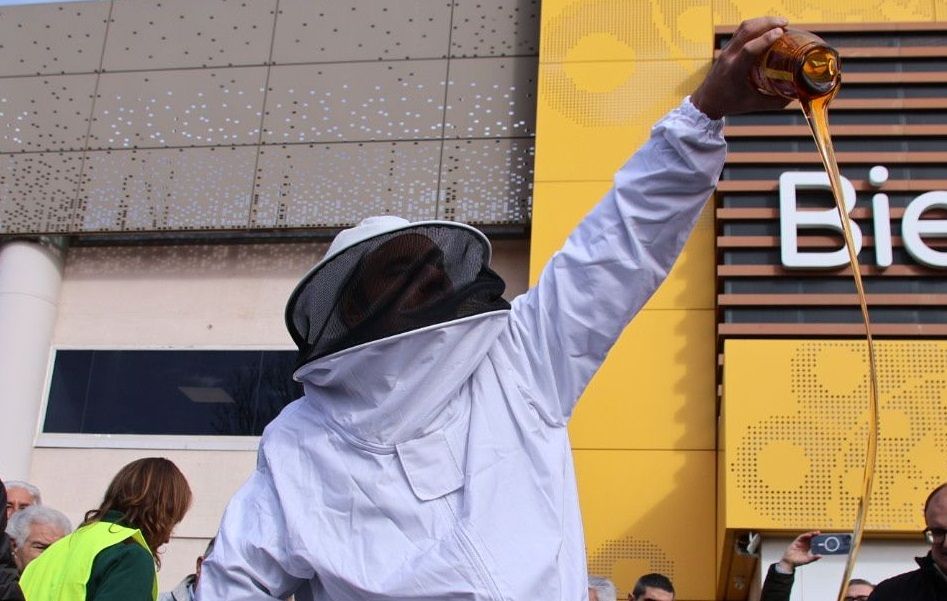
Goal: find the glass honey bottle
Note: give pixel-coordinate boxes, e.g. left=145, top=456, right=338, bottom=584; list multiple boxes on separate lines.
left=751, top=29, right=841, bottom=100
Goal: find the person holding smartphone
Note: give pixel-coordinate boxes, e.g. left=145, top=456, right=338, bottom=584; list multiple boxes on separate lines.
left=759, top=531, right=874, bottom=601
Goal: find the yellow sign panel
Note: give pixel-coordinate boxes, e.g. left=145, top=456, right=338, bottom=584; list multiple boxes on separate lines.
left=575, top=449, right=716, bottom=600
left=722, top=339, right=947, bottom=532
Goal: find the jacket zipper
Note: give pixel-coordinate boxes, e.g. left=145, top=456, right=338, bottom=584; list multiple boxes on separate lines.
left=445, top=501, right=505, bottom=601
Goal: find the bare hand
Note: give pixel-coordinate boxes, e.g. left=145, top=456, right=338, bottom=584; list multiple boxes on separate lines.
left=777, top=530, right=823, bottom=573
left=691, top=16, right=793, bottom=120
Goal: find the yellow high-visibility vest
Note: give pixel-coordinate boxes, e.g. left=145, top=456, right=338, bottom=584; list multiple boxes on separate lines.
left=19, top=520, right=156, bottom=601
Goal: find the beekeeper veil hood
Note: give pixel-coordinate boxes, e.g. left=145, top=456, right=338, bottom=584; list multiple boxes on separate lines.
left=286, top=216, right=511, bottom=370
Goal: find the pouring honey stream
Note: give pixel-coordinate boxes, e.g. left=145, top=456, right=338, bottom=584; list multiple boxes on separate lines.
left=753, top=29, right=879, bottom=601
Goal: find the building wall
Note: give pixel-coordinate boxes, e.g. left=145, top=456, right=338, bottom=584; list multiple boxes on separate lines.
left=0, top=0, right=539, bottom=235
left=22, top=237, right=529, bottom=589
left=531, top=1, right=945, bottom=599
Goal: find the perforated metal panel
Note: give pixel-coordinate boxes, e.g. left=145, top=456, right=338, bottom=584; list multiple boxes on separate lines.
left=89, top=68, right=266, bottom=149
left=450, top=0, right=540, bottom=57
left=586, top=538, right=675, bottom=584
left=540, top=0, right=710, bottom=63
left=444, top=57, right=536, bottom=138
left=77, top=146, right=256, bottom=231
left=0, top=2, right=108, bottom=77
left=252, top=142, right=440, bottom=227
left=725, top=340, right=947, bottom=531
left=0, top=0, right=537, bottom=236
left=102, top=0, right=275, bottom=71
left=271, top=0, right=452, bottom=64
left=438, top=139, right=532, bottom=223
left=0, top=75, right=96, bottom=152
left=713, top=0, right=933, bottom=23
left=0, top=151, right=82, bottom=232
left=262, top=62, right=447, bottom=144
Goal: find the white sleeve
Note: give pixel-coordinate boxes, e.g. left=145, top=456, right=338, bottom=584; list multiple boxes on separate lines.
left=507, top=97, right=726, bottom=422
left=196, top=453, right=310, bottom=601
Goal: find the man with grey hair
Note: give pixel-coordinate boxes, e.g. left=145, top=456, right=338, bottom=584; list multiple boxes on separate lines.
left=588, top=575, right=617, bottom=601
left=5, top=506, right=71, bottom=573
left=3, top=482, right=40, bottom=520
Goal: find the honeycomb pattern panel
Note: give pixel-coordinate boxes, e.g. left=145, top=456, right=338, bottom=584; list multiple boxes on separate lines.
left=540, top=0, right=711, bottom=63
left=262, top=62, right=447, bottom=144
left=725, top=340, right=947, bottom=531
left=89, top=67, right=266, bottom=149
left=0, top=2, right=108, bottom=77
left=77, top=146, right=257, bottom=232
left=450, top=0, right=540, bottom=57
left=535, top=59, right=705, bottom=183
left=252, top=141, right=440, bottom=228
left=586, top=538, right=675, bottom=587
left=0, top=151, right=82, bottom=233
left=102, top=0, right=276, bottom=71
left=438, top=138, right=533, bottom=224
left=0, top=75, right=96, bottom=153
left=272, top=0, right=451, bottom=64
left=713, top=0, right=933, bottom=24
left=444, top=57, right=537, bottom=139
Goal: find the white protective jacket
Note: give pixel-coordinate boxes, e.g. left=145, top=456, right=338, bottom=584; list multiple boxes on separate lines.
left=198, top=98, right=725, bottom=601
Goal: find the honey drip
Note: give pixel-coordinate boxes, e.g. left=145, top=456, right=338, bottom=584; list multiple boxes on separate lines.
left=800, top=91, right=880, bottom=601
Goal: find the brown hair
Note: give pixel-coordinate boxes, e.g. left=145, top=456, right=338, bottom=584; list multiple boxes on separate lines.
left=83, top=457, right=192, bottom=566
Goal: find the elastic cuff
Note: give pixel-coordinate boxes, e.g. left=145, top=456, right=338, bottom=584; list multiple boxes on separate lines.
left=773, top=562, right=794, bottom=575
left=682, top=95, right=725, bottom=134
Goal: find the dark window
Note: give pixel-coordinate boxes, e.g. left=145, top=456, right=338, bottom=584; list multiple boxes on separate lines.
left=44, top=350, right=303, bottom=436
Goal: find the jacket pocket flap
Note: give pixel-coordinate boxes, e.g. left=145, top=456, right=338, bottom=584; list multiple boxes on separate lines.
left=396, top=431, right=464, bottom=501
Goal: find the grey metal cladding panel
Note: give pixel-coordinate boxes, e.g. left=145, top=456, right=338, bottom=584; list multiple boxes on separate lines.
left=89, top=68, right=266, bottom=149
left=445, top=57, right=536, bottom=139
left=0, top=75, right=97, bottom=153
left=438, top=138, right=532, bottom=224
left=77, top=146, right=256, bottom=231
left=102, top=0, right=276, bottom=71
left=252, top=141, right=440, bottom=227
left=450, top=0, right=540, bottom=58
left=0, top=2, right=108, bottom=77
left=0, top=151, right=82, bottom=234
left=272, top=0, right=452, bottom=64
left=262, top=62, right=447, bottom=144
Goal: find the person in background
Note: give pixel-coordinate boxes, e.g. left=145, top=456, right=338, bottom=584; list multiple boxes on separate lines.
left=588, top=575, right=617, bottom=601
left=759, top=530, right=820, bottom=601
left=0, top=481, right=25, bottom=601
left=869, top=482, right=947, bottom=600
left=844, top=578, right=875, bottom=601
left=19, top=457, right=192, bottom=601
left=759, top=531, right=874, bottom=601
left=3, top=483, right=40, bottom=521
left=5, top=506, right=72, bottom=573
left=628, top=573, right=675, bottom=601
left=158, top=537, right=216, bottom=601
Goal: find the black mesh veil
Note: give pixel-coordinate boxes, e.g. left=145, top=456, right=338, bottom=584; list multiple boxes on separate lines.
left=286, top=224, right=511, bottom=369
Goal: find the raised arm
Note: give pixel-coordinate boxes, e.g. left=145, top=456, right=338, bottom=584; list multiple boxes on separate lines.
left=507, top=17, right=791, bottom=421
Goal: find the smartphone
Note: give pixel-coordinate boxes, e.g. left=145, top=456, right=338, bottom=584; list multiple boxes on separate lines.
left=811, top=533, right=852, bottom=555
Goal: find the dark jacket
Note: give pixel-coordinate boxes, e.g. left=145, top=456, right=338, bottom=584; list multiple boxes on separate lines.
left=868, top=553, right=947, bottom=601
left=759, top=562, right=795, bottom=601
left=0, top=481, right=26, bottom=601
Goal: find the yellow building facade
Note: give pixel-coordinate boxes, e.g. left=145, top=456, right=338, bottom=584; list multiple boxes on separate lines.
left=531, top=1, right=947, bottom=599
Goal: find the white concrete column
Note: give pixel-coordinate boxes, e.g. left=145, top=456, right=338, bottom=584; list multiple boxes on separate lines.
left=0, top=238, right=65, bottom=480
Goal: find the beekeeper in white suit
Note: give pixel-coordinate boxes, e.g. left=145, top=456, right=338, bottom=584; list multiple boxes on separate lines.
left=199, top=17, right=791, bottom=601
